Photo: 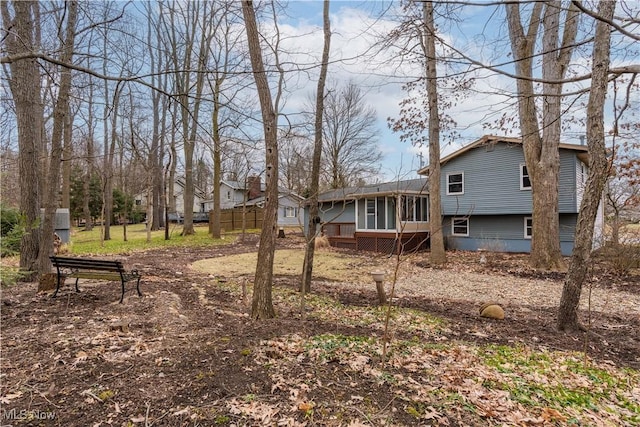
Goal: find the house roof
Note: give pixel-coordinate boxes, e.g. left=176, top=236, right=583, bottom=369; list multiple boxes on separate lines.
left=221, top=180, right=245, bottom=190
left=175, top=176, right=207, bottom=199
left=234, top=191, right=304, bottom=208
left=317, top=178, right=428, bottom=202
left=417, top=134, right=590, bottom=175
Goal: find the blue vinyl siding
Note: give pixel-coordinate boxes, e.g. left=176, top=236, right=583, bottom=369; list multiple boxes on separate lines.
left=441, top=143, right=530, bottom=215
left=440, top=142, right=579, bottom=215
left=559, top=150, right=578, bottom=213
left=443, top=214, right=577, bottom=256
left=304, top=200, right=355, bottom=235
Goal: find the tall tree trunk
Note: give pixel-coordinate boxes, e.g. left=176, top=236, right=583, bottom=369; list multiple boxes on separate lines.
left=301, top=0, right=331, bottom=293
left=242, top=0, right=277, bottom=319
left=211, top=82, right=223, bottom=239
left=506, top=2, right=577, bottom=271
left=2, top=1, right=43, bottom=279
left=61, top=102, right=73, bottom=209
left=102, top=87, right=120, bottom=241
left=83, top=73, right=95, bottom=231
left=169, top=101, right=178, bottom=216
left=39, top=0, right=78, bottom=274
left=150, top=76, right=161, bottom=231
left=557, top=0, right=614, bottom=331
left=423, top=1, right=446, bottom=265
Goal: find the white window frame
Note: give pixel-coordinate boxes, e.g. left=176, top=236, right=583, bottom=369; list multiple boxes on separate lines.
left=366, top=198, right=376, bottom=229
left=401, top=195, right=429, bottom=222
left=524, top=217, right=532, bottom=239
left=226, top=190, right=232, bottom=200
left=356, top=196, right=397, bottom=231
left=451, top=217, right=469, bottom=236
left=447, top=172, right=464, bottom=195
left=520, top=163, right=531, bottom=190
left=284, top=206, right=297, bottom=218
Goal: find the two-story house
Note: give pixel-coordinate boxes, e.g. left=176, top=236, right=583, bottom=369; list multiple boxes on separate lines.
left=417, top=135, right=603, bottom=256
left=311, top=135, right=603, bottom=256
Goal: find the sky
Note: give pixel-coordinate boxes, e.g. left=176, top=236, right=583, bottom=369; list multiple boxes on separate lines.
left=265, top=1, right=517, bottom=181
left=266, top=1, right=637, bottom=183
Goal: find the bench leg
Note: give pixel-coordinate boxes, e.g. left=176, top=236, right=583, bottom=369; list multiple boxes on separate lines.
left=51, top=273, right=62, bottom=298
left=135, top=277, right=142, bottom=297
left=75, top=277, right=81, bottom=293
left=119, top=280, right=125, bottom=304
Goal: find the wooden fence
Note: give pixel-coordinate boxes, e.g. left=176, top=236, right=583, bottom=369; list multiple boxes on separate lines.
left=209, top=207, right=264, bottom=232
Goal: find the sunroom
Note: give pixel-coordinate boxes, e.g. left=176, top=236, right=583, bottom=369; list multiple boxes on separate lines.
left=309, top=178, right=430, bottom=254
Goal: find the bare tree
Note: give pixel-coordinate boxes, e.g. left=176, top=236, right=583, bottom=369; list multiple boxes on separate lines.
left=241, top=0, right=281, bottom=319
left=506, top=1, right=579, bottom=271
left=606, top=143, right=640, bottom=246
left=145, top=2, right=167, bottom=231
left=301, top=0, right=331, bottom=294
left=322, top=81, right=382, bottom=189
left=1, top=0, right=43, bottom=279
left=38, top=0, right=78, bottom=274
left=204, top=1, right=249, bottom=240
left=385, top=1, right=466, bottom=266
left=162, top=0, right=214, bottom=236
left=422, top=1, right=446, bottom=265
left=557, top=0, right=615, bottom=331
left=279, top=131, right=312, bottom=196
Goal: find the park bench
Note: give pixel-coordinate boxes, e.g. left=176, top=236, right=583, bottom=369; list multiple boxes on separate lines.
left=49, top=256, right=142, bottom=303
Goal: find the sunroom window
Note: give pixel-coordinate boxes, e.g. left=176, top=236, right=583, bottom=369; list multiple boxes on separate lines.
left=357, top=197, right=396, bottom=230
left=401, top=196, right=429, bottom=222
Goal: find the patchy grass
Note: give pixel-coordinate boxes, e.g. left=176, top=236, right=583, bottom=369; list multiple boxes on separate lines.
left=192, top=248, right=382, bottom=282
left=477, top=344, right=640, bottom=424
left=254, top=332, right=640, bottom=425
left=67, top=223, right=232, bottom=255
left=0, top=263, right=30, bottom=287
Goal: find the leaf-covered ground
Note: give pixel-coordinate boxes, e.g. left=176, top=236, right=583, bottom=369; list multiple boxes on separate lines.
left=1, top=233, right=639, bottom=426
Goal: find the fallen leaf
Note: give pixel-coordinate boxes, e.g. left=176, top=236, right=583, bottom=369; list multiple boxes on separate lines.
left=298, top=402, right=314, bottom=412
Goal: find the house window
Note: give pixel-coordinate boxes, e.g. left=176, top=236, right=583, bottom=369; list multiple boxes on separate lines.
left=226, top=191, right=232, bottom=200
left=520, top=164, right=531, bottom=190
left=135, top=199, right=141, bottom=206
left=447, top=172, right=464, bottom=195
left=366, top=198, right=376, bottom=229
left=524, top=217, right=532, bottom=239
left=452, top=217, right=469, bottom=236
left=284, top=207, right=297, bottom=218
left=401, top=196, right=429, bottom=222
left=357, top=197, right=395, bottom=230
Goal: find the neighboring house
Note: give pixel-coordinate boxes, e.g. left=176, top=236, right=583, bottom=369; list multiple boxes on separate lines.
left=134, top=177, right=207, bottom=221
left=305, top=178, right=430, bottom=254
left=203, top=176, right=264, bottom=211
left=417, top=135, right=603, bottom=256
left=240, top=190, right=306, bottom=229
left=203, top=176, right=306, bottom=228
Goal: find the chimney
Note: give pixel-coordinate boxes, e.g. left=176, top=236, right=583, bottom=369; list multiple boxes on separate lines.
left=247, top=175, right=262, bottom=200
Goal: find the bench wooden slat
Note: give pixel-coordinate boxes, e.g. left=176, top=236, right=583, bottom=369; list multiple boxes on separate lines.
left=50, top=257, right=125, bottom=271
left=49, top=256, right=142, bottom=303
left=69, top=272, right=124, bottom=281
